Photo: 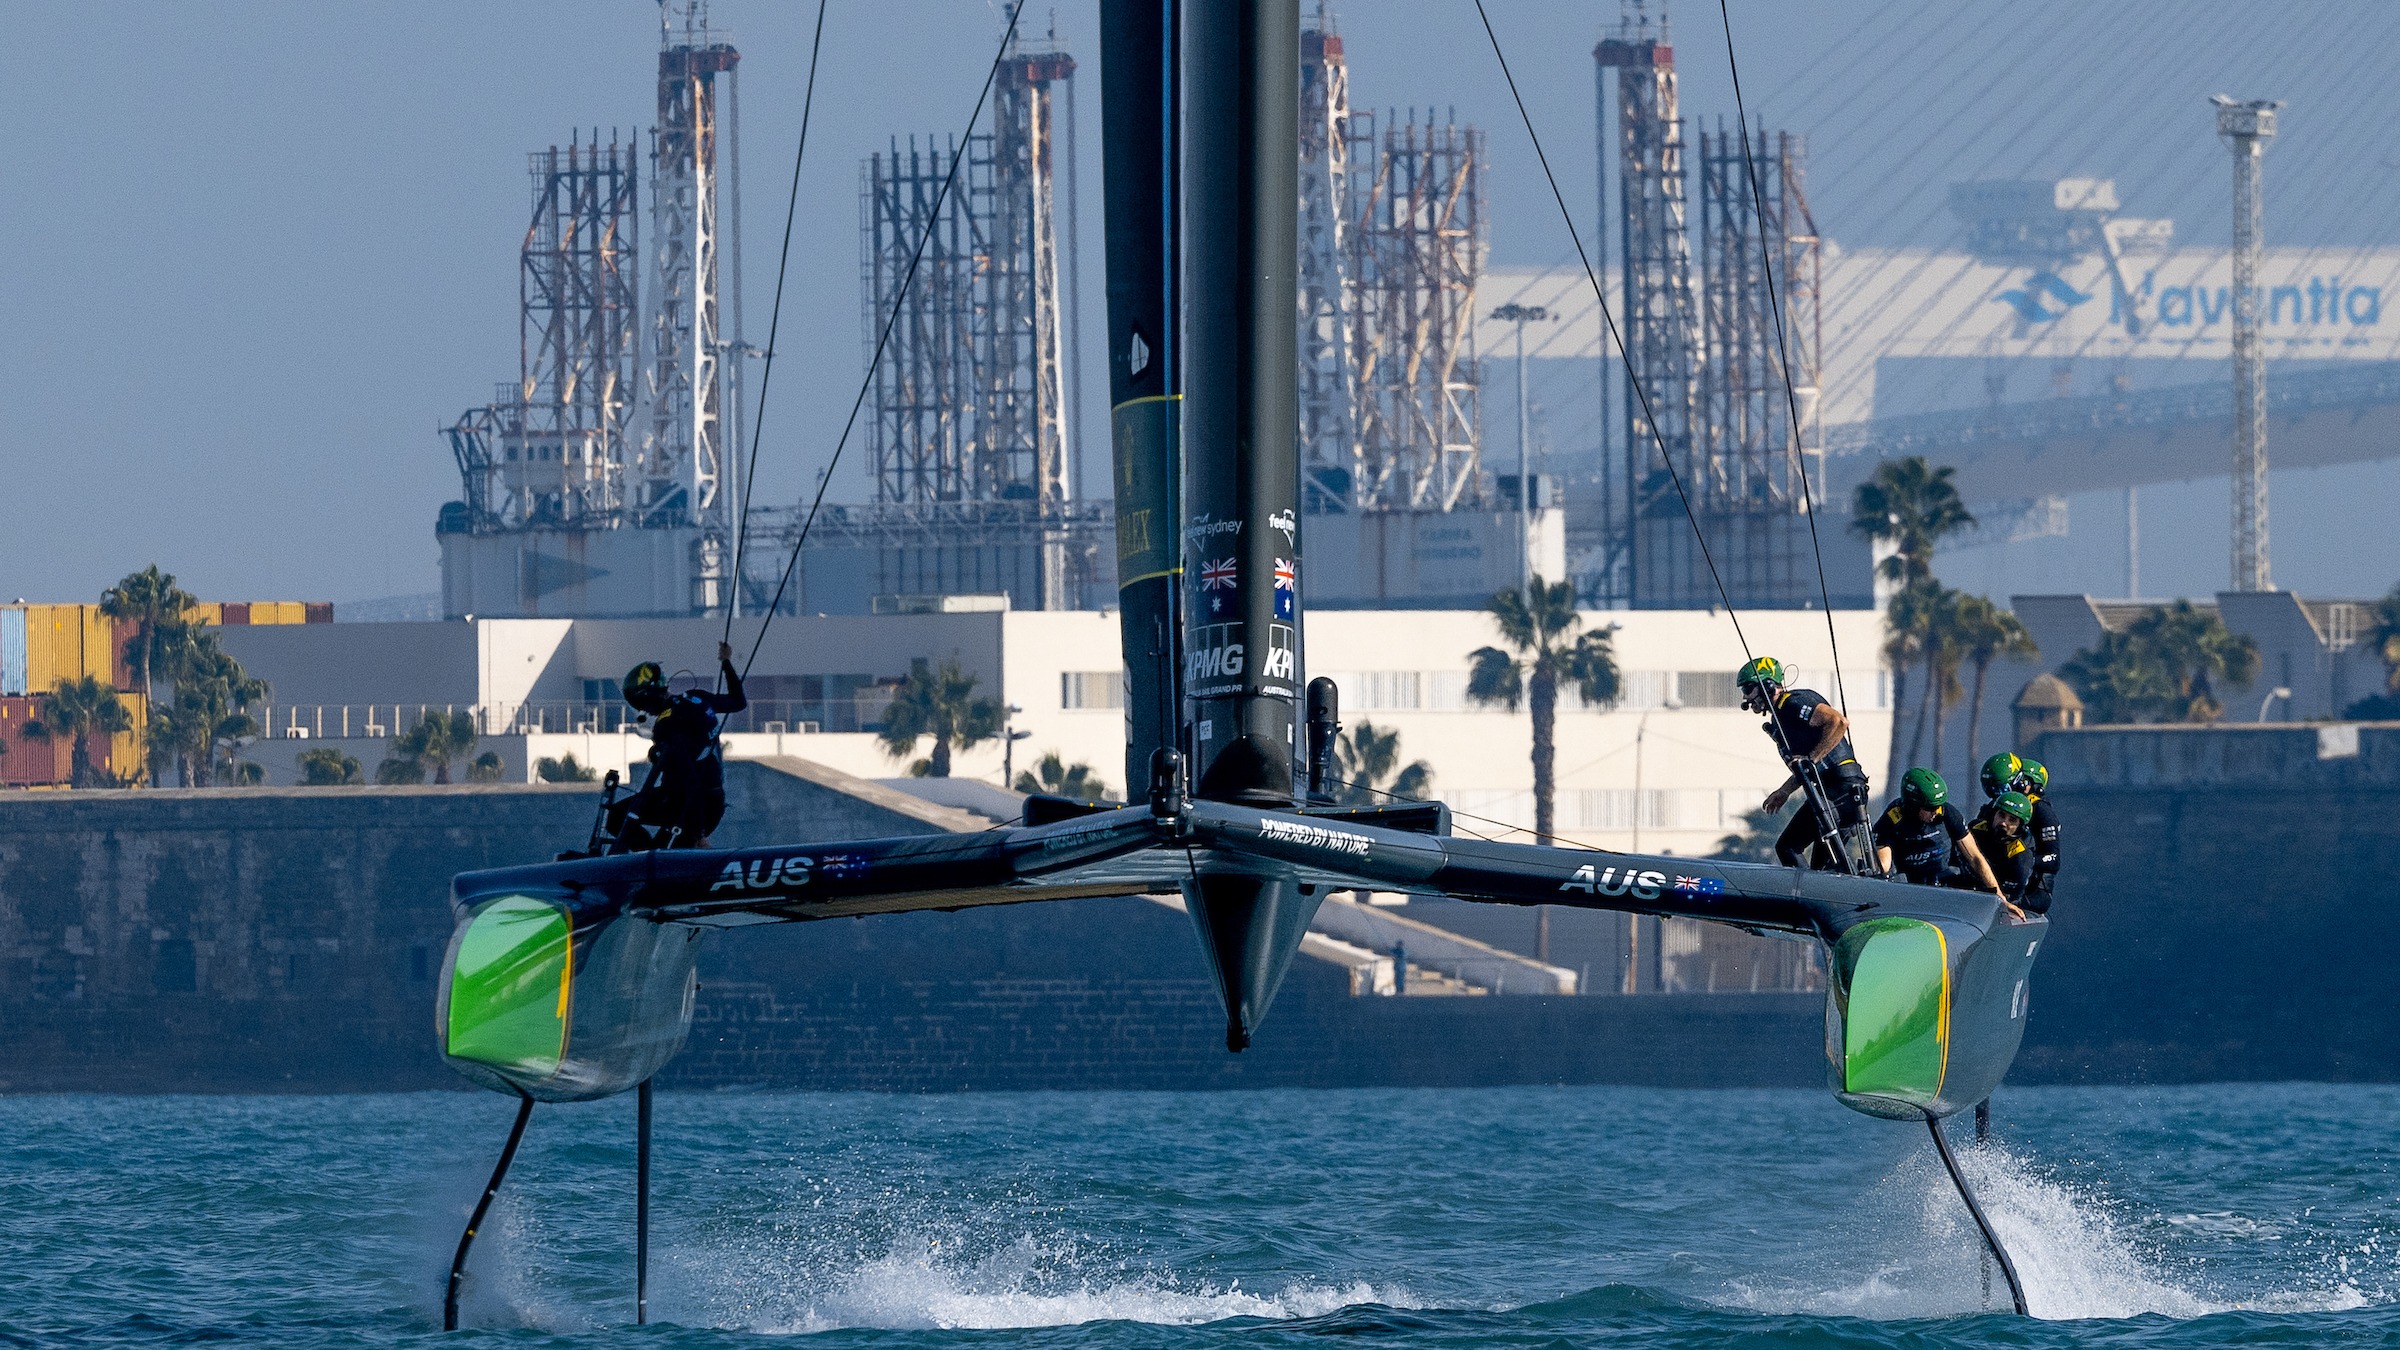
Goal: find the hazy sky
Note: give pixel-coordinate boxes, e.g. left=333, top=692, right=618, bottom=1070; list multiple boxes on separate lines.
left=6, top=1, right=2397, bottom=607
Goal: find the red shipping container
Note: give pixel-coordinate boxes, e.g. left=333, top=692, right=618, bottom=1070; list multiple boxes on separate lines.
left=303, top=602, right=334, bottom=624
left=108, top=615, right=136, bottom=690
left=220, top=602, right=251, bottom=626
left=0, top=695, right=66, bottom=786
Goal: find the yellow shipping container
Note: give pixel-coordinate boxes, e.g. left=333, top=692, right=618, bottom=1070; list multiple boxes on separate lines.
left=109, top=691, right=149, bottom=783
left=24, top=604, right=66, bottom=694
left=81, top=605, right=114, bottom=683
left=190, top=602, right=222, bottom=628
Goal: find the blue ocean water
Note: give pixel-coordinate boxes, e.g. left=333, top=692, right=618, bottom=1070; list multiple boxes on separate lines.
left=1, top=1084, right=2394, bottom=1347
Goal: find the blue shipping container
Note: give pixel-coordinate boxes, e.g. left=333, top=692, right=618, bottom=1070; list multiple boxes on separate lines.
left=1, top=609, right=24, bottom=696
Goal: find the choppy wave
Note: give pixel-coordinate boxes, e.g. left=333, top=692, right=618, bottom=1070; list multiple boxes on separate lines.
left=6, top=1085, right=2400, bottom=1347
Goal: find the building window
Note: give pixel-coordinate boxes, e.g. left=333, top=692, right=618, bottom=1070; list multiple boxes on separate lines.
left=1351, top=671, right=1423, bottom=711
left=1572, top=788, right=1730, bottom=832
left=1614, top=671, right=1670, bottom=710
left=1062, top=671, right=1125, bottom=710
left=1675, top=671, right=1742, bottom=709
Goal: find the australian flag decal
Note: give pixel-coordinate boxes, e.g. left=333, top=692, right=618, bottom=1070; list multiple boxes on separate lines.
left=1273, top=558, right=1295, bottom=618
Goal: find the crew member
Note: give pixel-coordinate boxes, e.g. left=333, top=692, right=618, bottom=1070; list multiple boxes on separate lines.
left=1978, top=751, right=2023, bottom=804
left=607, top=642, right=749, bottom=850
left=1964, top=790, right=2038, bottom=910
left=1872, top=768, right=1998, bottom=889
left=2013, top=758, right=2061, bottom=912
left=1740, top=657, right=1870, bottom=871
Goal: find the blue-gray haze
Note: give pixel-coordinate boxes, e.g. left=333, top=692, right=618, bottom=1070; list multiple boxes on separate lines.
left=4, top=1, right=2395, bottom=606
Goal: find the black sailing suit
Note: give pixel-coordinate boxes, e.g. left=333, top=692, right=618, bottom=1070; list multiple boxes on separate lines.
left=611, top=657, right=748, bottom=850
left=2024, top=792, right=2061, bottom=912
left=1871, top=801, right=1971, bottom=885
left=1954, top=807, right=2035, bottom=903
left=1766, top=686, right=1871, bottom=869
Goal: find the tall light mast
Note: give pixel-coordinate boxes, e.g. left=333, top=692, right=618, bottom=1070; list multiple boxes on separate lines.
left=2214, top=94, right=2279, bottom=593
left=641, top=3, right=739, bottom=610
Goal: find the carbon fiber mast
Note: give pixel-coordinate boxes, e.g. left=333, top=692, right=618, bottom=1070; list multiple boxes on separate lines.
left=1172, top=0, right=1315, bottom=1051
left=1100, top=0, right=1182, bottom=796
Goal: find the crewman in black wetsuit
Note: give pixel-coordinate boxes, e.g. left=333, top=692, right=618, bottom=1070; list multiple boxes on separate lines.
left=1872, top=767, right=2000, bottom=889
left=1740, top=657, right=1871, bottom=871
left=606, top=642, right=749, bottom=850
left=2013, top=759, right=2062, bottom=913
left=1960, top=791, right=2037, bottom=914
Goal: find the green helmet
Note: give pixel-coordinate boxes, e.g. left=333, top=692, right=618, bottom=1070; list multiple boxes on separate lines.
left=1979, top=751, right=2023, bottom=800
left=2015, top=760, right=2049, bottom=796
left=1737, top=656, right=1787, bottom=689
left=1900, top=767, right=1948, bottom=809
left=623, top=661, right=668, bottom=712
left=1993, top=790, right=2035, bottom=824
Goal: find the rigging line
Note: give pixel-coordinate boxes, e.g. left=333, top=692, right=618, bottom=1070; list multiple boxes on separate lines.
left=1322, top=774, right=1630, bottom=852
left=1469, top=0, right=1752, bottom=661
left=1717, top=0, right=1850, bottom=719
left=742, top=2, right=1026, bottom=678
left=722, top=0, right=832, bottom=651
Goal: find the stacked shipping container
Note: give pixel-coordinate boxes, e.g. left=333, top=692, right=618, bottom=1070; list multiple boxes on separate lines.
left=0, top=600, right=327, bottom=788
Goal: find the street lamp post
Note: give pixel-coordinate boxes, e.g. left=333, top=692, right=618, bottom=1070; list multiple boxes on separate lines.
left=1490, top=303, right=1553, bottom=591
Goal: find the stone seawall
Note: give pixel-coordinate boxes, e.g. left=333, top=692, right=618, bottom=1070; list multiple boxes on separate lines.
left=7, top=726, right=2397, bottom=1093
left=0, top=764, right=1822, bottom=1093
left=2017, top=724, right=2400, bottom=1083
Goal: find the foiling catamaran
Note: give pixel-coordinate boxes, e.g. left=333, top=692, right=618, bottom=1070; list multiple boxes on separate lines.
left=431, top=1, right=2047, bottom=1326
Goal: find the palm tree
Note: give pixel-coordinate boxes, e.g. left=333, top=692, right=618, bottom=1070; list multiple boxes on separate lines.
left=99, top=565, right=198, bottom=711
left=467, top=751, right=507, bottom=782
left=393, top=709, right=479, bottom=784
left=1014, top=751, right=1110, bottom=800
left=2137, top=600, right=2259, bottom=722
left=25, top=675, right=134, bottom=787
left=536, top=754, right=600, bottom=783
left=375, top=753, right=428, bottom=785
left=876, top=659, right=1003, bottom=778
left=2060, top=600, right=2258, bottom=723
left=1878, top=577, right=1940, bottom=788
left=1712, top=802, right=1799, bottom=864
left=1849, top=456, right=1976, bottom=585
left=1330, top=720, right=1434, bottom=806
left=1465, top=577, right=1620, bottom=843
left=2348, top=584, right=2400, bottom=719
left=2362, top=584, right=2400, bottom=700
left=1954, top=595, right=2039, bottom=767
left=1920, top=586, right=1968, bottom=775
left=128, top=626, right=266, bottom=787
left=297, top=747, right=363, bottom=785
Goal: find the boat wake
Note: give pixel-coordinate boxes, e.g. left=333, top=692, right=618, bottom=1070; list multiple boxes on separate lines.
left=1727, top=1135, right=2382, bottom=1321
left=736, top=1233, right=1416, bottom=1333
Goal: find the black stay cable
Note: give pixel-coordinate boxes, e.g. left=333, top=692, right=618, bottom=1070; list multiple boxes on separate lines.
left=1475, top=2, right=1867, bottom=874
left=1470, top=0, right=1751, bottom=661
left=744, top=4, right=1025, bottom=678
left=722, top=0, right=832, bottom=651
left=1717, top=0, right=1852, bottom=720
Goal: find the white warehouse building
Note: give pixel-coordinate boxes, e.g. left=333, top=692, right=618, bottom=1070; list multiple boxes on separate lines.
left=219, top=607, right=1894, bottom=859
